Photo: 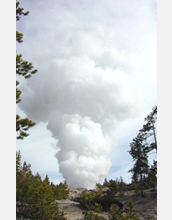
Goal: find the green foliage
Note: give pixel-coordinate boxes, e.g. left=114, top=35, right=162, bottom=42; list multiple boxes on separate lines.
left=16, top=31, right=23, bottom=43
left=28, top=174, right=61, bottom=219
left=103, top=178, right=127, bottom=197
left=124, top=199, right=139, bottom=220
left=115, top=177, right=127, bottom=196
left=103, top=178, right=109, bottom=187
left=16, top=1, right=29, bottom=21
left=81, top=180, right=144, bottom=220
left=107, top=179, right=118, bottom=197
left=16, top=114, right=36, bottom=139
left=16, top=54, right=38, bottom=79
left=79, top=191, right=103, bottom=219
left=52, top=181, right=70, bottom=200
left=109, top=199, right=139, bottom=220
left=79, top=186, right=123, bottom=213
left=108, top=204, right=123, bottom=220
left=139, top=105, right=157, bottom=153
left=16, top=1, right=37, bottom=140
left=133, top=184, right=141, bottom=196
left=147, top=160, right=157, bottom=187
left=84, top=211, right=102, bottom=220
left=80, top=191, right=98, bottom=210
left=16, top=81, right=22, bottom=104
left=16, top=152, right=65, bottom=219
left=16, top=151, right=32, bottom=202
left=96, top=183, right=103, bottom=192
left=128, top=106, right=157, bottom=189
left=128, top=132, right=149, bottom=183
left=125, top=199, right=135, bottom=218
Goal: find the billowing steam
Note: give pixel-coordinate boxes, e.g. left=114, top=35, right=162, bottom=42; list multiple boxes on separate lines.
left=19, top=25, right=143, bottom=189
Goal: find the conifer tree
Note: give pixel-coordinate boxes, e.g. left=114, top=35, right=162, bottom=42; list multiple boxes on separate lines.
left=139, top=105, right=157, bottom=153
left=108, top=204, right=123, bottom=220
left=128, top=106, right=157, bottom=188
left=16, top=151, right=32, bottom=202
left=128, top=133, right=149, bottom=183
left=16, top=1, right=37, bottom=139
left=16, top=153, right=63, bottom=219
left=125, top=199, right=139, bottom=219
left=53, top=181, right=69, bottom=200
left=147, top=160, right=157, bottom=187
left=109, top=200, right=139, bottom=220
left=28, top=174, right=62, bottom=219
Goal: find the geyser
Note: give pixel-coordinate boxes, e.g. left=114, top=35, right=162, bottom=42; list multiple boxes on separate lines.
left=19, top=25, right=142, bottom=189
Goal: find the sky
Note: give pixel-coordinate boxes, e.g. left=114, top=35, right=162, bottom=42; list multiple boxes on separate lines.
left=16, top=0, right=157, bottom=189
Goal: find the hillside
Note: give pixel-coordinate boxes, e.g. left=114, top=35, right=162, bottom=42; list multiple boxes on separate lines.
left=55, top=187, right=157, bottom=220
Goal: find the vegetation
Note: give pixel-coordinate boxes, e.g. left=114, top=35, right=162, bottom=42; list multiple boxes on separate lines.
left=103, top=177, right=127, bottom=196
left=78, top=106, right=157, bottom=219
left=16, top=1, right=37, bottom=139
left=16, top=2, right=68, bottom=219
left=80, top=202, right=139, bottom=220
left=79, top=187, right=140, bottom=220
left=16, top=151, right=68, bottom=219
left=84, top=211, right=102, bottom=220
left=128, top=106, right=157, bottom=191
left=16, top=2, right=156, bottom=218
left=51, top=181, right=70, bottom=200
left=139, top=106, right=157, bottom=153
left=79, top=179, right=133, bottom=219
left=108, top=200, right=139, bottom=220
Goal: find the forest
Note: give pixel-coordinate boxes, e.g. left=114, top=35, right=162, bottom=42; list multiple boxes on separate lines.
left=16, top=1, right=157, bottom=219
left=16, top=105, right=157, bottom=219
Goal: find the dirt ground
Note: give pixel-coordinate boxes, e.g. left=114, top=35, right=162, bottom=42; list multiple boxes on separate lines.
left=57, top=200, right=84, bottom=220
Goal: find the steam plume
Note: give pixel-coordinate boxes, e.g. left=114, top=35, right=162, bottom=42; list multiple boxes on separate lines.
left=19, top=25, right=143, bottom=189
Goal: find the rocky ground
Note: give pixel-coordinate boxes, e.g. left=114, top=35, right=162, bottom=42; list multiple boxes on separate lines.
left=56, top=188, right=157, bottom=220
left=115, top=188, right=157, bottom=219
left=16, top=187, right=157, bottom=219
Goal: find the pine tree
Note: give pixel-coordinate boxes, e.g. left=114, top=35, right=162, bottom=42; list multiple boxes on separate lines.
left=115, top=176, right=127, bottom=196
left=139, top=106, right=157, bottom=153
left=108, top=204, right=124, bottom=220
left=128, top=133, right=149, bottom=184
left=53, top=181, right=69, bottom=200
left=16, top=1, right=37, bottom=139
left=109, top=200, right=139, bottom=220
left=106, top=179, right=118, bottom=198
left=16, top=153, right=63, bottom=219
left=103, top=178, right=109, bottom=187
left=125, top=199, right=137, bottom=218
left=147, top=160, right=157, bottom=187
left=16, top=151, right=32, bottom=202
left=28, top=174, right=62, bottom=219
left=128, top=106, right=157, bottom=189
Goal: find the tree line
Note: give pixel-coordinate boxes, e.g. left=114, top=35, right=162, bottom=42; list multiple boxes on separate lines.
left=16, top=1, right=157, bottom=219
left=16, top=151, right=69, bottom=219
left=74, top=106, right=157, bottom=219
left=16, top=106, right=157, bottom=219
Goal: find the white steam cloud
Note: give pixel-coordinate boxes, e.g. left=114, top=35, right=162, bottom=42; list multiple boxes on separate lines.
left=19, top=22, right=147, bottom=188
left=19, top=26, right=142, bottom=188
left=48, top=114, right=112, bottom=188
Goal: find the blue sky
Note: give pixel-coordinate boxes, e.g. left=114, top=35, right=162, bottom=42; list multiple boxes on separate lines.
left=16, top=0, right=157, bottom=188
